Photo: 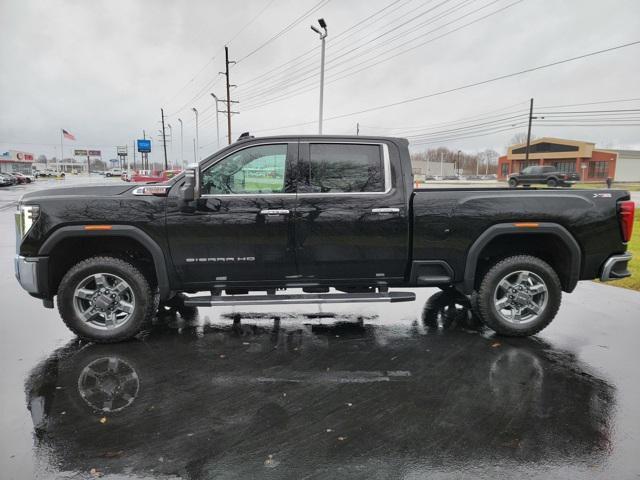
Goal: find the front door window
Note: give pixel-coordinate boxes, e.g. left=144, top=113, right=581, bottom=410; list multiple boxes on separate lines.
left=201, top=144, right=290, bottom=195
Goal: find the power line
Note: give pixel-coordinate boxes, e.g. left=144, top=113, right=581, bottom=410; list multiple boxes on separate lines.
left=240, top=0, right=481, bottom=104
left=246, top=40, right=640, bottom=135
left=321, top=39, right=640, bottom=122
left=236, top=0, right=410, bottom=88
left=234, top=0, right=331, bottom=65
left=163, top=0, right=278, bottom=116
left=242, top=0, right=522, bottom=110
left=238, top=0, right=454, bottom=99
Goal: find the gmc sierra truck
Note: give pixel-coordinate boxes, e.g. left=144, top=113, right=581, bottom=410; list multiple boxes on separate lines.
left=15, top=135, right=634, bottom=343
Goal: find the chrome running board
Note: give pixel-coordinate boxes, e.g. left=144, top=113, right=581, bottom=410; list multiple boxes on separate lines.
left=184, top=291, right=416, bottom=307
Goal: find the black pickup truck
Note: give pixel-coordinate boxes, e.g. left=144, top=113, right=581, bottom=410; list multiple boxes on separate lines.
left=15, top=135, right=634, bottom=343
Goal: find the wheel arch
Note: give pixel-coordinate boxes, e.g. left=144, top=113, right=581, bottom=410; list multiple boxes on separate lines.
left=39, top=225, right=171, bottom=300
left=462, top=222, right=581, bottom=294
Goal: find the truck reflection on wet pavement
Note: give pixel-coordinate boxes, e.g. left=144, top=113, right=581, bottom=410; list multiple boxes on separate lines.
left=25, top=290, right=615, bottom=479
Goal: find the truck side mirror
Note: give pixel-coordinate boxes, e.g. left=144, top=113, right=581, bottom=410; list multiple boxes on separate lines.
left=180, top=164, right=199, bottom=202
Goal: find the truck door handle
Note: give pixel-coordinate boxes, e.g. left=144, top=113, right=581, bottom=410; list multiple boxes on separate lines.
left=260, top=209, right=290, bottom=216
left=371, top=208, right=400, bottom=215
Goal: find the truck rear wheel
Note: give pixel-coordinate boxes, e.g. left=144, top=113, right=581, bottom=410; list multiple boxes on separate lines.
left=57, top=256, right=153, bottom=343
left=476, top=255, right=561, bottom=337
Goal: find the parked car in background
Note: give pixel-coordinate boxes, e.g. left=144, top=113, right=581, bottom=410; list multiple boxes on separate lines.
left=13, top=172, right=35, bottom=183
left=36, top=169, right=65, bottom=178
left=508, top=166, right=580, bottom=187
left=0, top=173, right=16, bottom=186
left=131, top=168, right=183, bottom=183
left=105, top=168, right=123, bottom=177
left=5, top=173, right=28, bottom=184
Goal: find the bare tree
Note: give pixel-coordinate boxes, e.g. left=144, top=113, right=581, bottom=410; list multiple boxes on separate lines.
left=508, top=132, right=536, bottom=147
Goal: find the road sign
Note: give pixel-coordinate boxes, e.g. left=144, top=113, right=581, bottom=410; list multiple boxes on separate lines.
left=137, top=139, right=151, bottom=153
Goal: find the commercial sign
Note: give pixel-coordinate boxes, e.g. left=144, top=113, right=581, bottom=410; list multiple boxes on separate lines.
left=14, top=152, right=34, bottom=162
left=74, top=150, right=101, bottom=156
left=137, top=139, right=151, bottom=153
left=117, top=146, right=128, bottom=156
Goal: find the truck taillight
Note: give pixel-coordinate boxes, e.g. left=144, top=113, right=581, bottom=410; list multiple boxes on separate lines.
left=618, top=201, right=635, bottom=243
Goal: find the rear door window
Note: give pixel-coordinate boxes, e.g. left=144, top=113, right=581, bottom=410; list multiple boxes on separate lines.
left=303, top=143, right=385, bottom=193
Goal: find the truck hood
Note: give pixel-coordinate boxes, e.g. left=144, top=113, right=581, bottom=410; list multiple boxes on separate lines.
left=20, top=184, right=135, bottom=202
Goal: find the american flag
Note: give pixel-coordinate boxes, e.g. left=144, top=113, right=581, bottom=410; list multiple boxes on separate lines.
left=62, top=129, right=76, bottom=141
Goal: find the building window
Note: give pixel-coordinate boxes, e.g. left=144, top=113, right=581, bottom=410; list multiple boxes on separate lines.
left=552, top=160, right=576, bottom=173
left=588, top=161, right=608, bottom=178
left=501, top=163, right=509, bottom=177
left=512, top=142, right=579, bottom=154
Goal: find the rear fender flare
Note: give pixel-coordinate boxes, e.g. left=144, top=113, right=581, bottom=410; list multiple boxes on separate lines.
left=462, top=222, right=581, bottom=294
left=39, top=225, right=171, bottom=299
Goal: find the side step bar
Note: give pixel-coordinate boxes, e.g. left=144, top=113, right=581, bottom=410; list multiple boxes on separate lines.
left=184, top=291, right=416, bottom=307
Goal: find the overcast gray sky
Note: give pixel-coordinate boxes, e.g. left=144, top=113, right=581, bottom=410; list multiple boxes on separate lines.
left=1, top=0, right=639, bottom=165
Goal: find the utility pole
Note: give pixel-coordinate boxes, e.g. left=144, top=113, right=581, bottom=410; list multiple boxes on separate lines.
left=161, top=108, right=168, bottom=170
left=142, top=129, right=147, bottom=170
left=525, top=97, right=534, bottom=164
left=133, top=140, right=136, bottom=170
left=210, top=93, right=221, bottom=150
left=219, top=46, right=238, bottom=144
left=440, top=151, right=443, bottom=177
left=178, top=118, right=184, bottom=168
left=311, top=19, right=328, bottom=134
left=356, top=122, right=359, bottom=135
left=193, top=138, right=196, bottom=163
left=168, top=123, right=173, bottom=168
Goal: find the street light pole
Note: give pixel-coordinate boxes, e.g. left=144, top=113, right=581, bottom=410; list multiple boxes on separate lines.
left=177, top=118, right=184, bottom=169
left=192, top=107, right=199, bottom=161
left=210, top=93, right=221, bottom=150
left=311, top=18, right=328, bottom=135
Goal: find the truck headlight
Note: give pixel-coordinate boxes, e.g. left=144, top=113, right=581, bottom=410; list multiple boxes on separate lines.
left=17, top=204, right=40, bottom=238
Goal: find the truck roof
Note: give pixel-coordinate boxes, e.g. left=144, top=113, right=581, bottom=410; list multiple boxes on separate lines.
left=232, top=134, right=408, bottom=144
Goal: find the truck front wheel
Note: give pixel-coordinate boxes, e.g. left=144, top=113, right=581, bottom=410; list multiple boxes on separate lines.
left=57, top=256, right=154, bottom=343
left=476, top=255, right=561, bottom=337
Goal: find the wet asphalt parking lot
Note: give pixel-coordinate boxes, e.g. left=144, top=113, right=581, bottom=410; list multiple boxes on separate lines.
left=1, top=178, right=640, bottom=479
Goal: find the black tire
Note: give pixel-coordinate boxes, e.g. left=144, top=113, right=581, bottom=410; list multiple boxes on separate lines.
left=547, top=178, right=558, bottom=187
left=57, top=256, right=153, bottom=343
left=476, top=255, right=561, bottom=337
left=508, top=178, right=518, bottom=188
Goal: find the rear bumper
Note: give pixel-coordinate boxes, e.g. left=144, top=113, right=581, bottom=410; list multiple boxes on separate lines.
left=15, top=255, right=49, bottom=295
left=600, top=253, right=632, bottom=282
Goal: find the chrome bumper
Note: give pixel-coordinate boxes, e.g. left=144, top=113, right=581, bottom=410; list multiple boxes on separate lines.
left=600, top=253, right=632, bottom=282
left=14, top=255, right=41, bottom=294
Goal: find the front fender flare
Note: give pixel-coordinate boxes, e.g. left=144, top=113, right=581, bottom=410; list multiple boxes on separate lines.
left=39, top=225, right=171, bottom=300
left=462, top=222, right=581, bottom=294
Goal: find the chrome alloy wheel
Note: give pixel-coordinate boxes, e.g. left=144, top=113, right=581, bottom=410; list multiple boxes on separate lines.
left=73, top=273, right=136, bottom=330
left=493, top=270, right=548, bottom=325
